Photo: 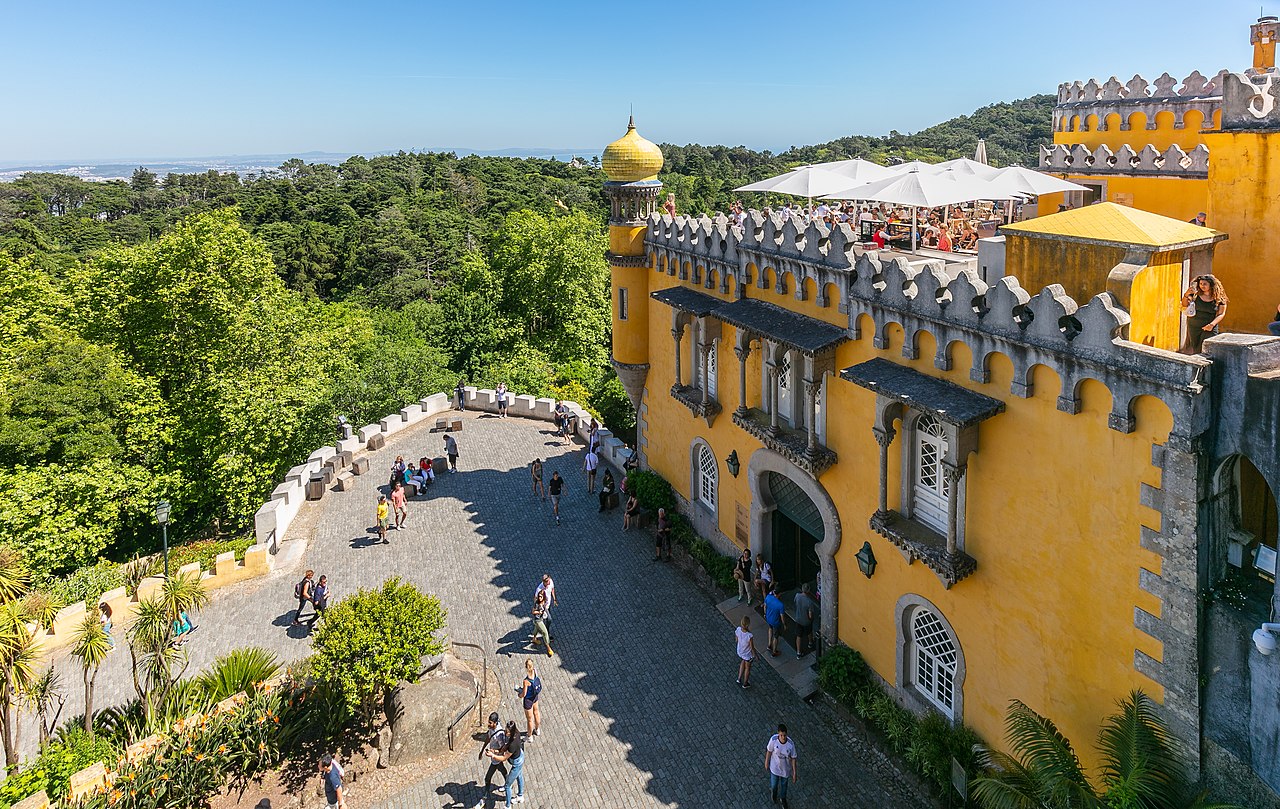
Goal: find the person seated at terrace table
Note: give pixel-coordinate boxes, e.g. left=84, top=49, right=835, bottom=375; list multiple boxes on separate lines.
left=937, top=228, right=953, bottom=252
left=921, top=227, right=939, bottom=248
left=957, top=225, right=978, bottom=250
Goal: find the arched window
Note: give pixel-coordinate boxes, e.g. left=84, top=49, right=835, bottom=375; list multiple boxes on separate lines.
left=776, top=351, right=792, bottom=419
left=705, top=341, right=718, bottom=398
left=912, top=608, right=958, bottom=716
left=913, top=414, right=949, bottom=533
left=697, top=443, right=718, bottom=510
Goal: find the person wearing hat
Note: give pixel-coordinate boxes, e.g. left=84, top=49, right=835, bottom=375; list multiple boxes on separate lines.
left=474, top=712, right=508, bottom=808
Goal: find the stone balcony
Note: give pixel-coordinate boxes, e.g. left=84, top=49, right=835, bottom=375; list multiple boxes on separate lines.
left=869, top=510, right=977, bottom=589
left=731, top=407, right=836, bottom=477
left=670, top=384, right=722, bottom=425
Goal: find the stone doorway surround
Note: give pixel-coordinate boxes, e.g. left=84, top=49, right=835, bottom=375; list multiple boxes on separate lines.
left=747, top=447, right=842, bottom=646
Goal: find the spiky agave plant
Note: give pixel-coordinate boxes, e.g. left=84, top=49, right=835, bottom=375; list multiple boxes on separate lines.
left=197, top=647, right=281, bottom=703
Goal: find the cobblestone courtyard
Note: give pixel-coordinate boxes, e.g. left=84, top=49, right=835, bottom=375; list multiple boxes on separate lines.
left=40, top=412, right=911, bottom=808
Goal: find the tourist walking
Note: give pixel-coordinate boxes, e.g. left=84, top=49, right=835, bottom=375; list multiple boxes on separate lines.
left=309, top=575, right=330, bottom=635
left=530, top=591, right=553, bottom=656
left=391, top=481, right=408, bottom=529
left=548, top=471, right=564, bottom=525
left=583, top=447, right=599, bottom=493
left=292, top=570, right=315, bottom=626
left=488, top=720, right=526, bottom=807
left=473, top=712, right=507, bottom=808
left=519, top=659, right=543, bottom=738
left=655, top=508, right=672, bottom=562
left=765, top=724, right=798, bottom=808
left=320, top=754, right=346, bottom=809
left=735, top=548, right=754, bottom=604
left=100, top=603, right=114, bottom=650
left=587, top=418, right=600, bottom=452
left=535, top=573, right=558, bottom=639
left=1181, top=274, right=1228, bottom=354
left=376, top=494, right=390, bottom=544
left=456, top=378, right=467, bottom=410
left=530, top=458, right=545, bottom=500
left=598, top=469, right=616, bottom=512
left=764, top=585, right=788, bottom=657
left=793, top=583, right=817, bottom=657
left=496, top=382, right=509, bottom=418
left=735, top=615, right=757, bottom=689
left=444, top=433, right=460, bottom=473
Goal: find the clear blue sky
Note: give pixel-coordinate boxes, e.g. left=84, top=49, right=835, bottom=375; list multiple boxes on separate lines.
left=0, top=0, right=1269, bottom=161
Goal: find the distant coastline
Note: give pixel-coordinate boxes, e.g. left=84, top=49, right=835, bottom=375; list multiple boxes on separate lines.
left=0, top=148, right=603, bottom=183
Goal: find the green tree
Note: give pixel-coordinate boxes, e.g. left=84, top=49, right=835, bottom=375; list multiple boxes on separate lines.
left=70, top=613, right=112, bottom=736
left=20, top=666, right=64, bottom=750
left=311, top=577, right=446, bottom=716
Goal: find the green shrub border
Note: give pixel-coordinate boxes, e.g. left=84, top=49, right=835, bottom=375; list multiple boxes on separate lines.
left=624, top=470, right=736, bottom=590
left=818, top=644, right=983, bottom=805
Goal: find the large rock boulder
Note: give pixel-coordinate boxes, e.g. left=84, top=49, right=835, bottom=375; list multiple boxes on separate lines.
left=386, top=655, right=477, bottom=767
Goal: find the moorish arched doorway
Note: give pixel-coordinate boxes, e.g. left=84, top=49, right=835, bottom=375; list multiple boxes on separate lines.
left=747, top=448, right=842, bottom=646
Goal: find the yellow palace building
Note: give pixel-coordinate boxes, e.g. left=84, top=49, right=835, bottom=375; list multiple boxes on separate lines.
left=603, top=21, right=1280, bottom=807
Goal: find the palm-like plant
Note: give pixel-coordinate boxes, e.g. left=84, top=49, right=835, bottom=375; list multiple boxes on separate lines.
left=20, top=591, right=63, bottom=633
left=197, top=647, right=281, bottom=702
left=126, top=572, right=209, bottom=722
left=972, top=691, right=1238, bottom=809
left=0, top=602, right=42, bottom=768
left=70, top=613, right=113, bottom=736
left=21, top=666, right=65, bottom=749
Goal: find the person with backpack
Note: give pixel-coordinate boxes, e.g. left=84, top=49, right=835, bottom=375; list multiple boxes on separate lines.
left=519, top=658, right=543, bottom=739
left=320, top=754, right=346, bottom=809
left=487, top=720, right=526, bottom=807
left=292, top=570, right=315, bottom=627
left=309, top=575, right=330, bottom=634
left=582, top=448, right=599, bottom=494
left=530, top=591, right=552, bottom=656
left=473, top=712, right=507, bottom=809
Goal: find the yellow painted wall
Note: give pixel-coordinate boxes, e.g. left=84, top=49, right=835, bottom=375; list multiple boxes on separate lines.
left=1204, top=130, right=1280, bottom=332
left=1004, top=234, right=1128, bottom=304
left=1055, top=108, right=1213, bottom=153
left=631, top=258, right=1174, bottom=773
left=1036, top=176, right=1208, bottom=223
left=1128, top=250, right=1186, bottom=351
left=611, top=263, right=650, bottom=366
left=610, top=223, right=647, bottom=257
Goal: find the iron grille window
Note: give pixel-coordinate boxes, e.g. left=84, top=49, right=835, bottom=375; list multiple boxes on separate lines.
left=912, top=608, right=957, bottom=716
left=697, top=444, right=717, bottom=510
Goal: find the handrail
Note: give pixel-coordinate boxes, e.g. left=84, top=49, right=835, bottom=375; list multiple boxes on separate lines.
left=446, top=640, right=492, bottom=751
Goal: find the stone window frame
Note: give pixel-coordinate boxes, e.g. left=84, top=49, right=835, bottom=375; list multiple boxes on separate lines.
left=888, top=407, right=971, bottom=552
left=909, top=413, right=952, bottom=536
left=760, top=342, right=810, bottom=432
left=705, top=338, right=719, bottom=399
left=690, top=438, right=718, bottom=517
left=895, top=593, right=966, bottom=722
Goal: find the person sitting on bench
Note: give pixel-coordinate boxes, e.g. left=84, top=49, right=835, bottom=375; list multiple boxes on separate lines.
left=598, top=470, right=616, bottom=512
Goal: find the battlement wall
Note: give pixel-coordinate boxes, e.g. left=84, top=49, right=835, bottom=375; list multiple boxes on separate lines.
left=1040, top=142, right=1209, bottom=177
left=644, top=210, right=1212, bottom=449
left=1054, top=71, right=1228, bottom=136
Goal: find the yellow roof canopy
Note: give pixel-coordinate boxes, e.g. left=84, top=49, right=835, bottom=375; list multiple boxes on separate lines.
left=1001, top=202, right=1225, bottom=249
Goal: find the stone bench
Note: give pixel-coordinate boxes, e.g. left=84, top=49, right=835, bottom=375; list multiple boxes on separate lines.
left=351, top=456, right=370, bottom=475
left=305, top=478, right=326, bottom=501
left=367, top=433, right=386, bottom=451
left=431, top=457, right=448, bottom=474
left=336, top=471, right=357, bottom=492
left=434, top=418, right=448, bottom=432
left=602, top=491, right=620, bottom=511
left=405, top=480, right=421, bottom=497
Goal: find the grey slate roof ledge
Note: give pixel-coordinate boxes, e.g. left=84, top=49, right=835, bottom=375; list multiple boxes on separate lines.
left=713, top=298, right=849, bottom=356
left=650, top=286, right=722, bottom=316
left=840, top=358, right=1005, bottom=427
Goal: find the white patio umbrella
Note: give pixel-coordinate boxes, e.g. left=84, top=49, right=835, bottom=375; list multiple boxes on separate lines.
left=974, top=139, right=989, bottom=165
left=934, top=157, right=1002, bottom=180
left=734, top=165, right=857, bottom=210
left=882, top=159, right=942, bottom=175
left=818, top=158, right=895, bottom=183
left=825, top=169, right=1019, bottom=252
left=988, top=166, right=1089, bottom=197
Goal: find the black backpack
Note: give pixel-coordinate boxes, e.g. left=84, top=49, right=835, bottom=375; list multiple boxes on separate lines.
left=294, top=578, right=308, bottom=599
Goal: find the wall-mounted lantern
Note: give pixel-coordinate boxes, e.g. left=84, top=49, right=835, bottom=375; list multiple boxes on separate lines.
left=725, top=450, right=741, bottom=478
left=855, top=541, right=877, bottom=579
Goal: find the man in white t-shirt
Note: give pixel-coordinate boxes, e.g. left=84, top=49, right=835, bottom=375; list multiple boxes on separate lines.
left=765, top=724, right=798, bottom=807
left=583, top=449, right=599, bottom=493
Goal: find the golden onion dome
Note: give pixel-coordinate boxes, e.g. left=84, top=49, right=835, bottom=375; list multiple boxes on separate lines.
left=602, top=116, right=664, bottom=182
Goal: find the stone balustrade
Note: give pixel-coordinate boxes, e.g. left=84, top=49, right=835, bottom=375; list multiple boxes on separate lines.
left=1039, top=142, right=1210, bottom=177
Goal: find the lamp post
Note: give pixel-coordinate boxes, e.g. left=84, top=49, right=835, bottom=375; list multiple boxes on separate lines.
left=155, top=500, right=171, bottom=579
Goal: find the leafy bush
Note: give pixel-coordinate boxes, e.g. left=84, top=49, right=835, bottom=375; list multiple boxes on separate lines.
left=820, top=644, right=982, bottom=804
left=0, top=727, right=121, bottom=806
left=166, top=535, right=255, bottom=574
left=311, top=577, right=446, bottom=716
left=46, top=560, right=123, bottom=606
left=626, top=470, right=676, bottom=513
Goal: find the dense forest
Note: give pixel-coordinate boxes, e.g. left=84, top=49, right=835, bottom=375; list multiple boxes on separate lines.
left=0, top=93, right=1054, bottom=585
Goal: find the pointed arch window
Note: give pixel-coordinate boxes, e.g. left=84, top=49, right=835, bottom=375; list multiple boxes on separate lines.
left=697, top=443, right=718, bottom=511
left=912, top=415, right=950, bottom=533
left=776, top=351, right=793, bottom=422
left=912, top=607, right=958, bottom=717
left=705, top=340, right=718, bottom=399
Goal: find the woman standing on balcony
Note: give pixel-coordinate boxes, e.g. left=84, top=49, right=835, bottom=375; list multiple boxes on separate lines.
left=1181, top=275, right=1228, bottom=354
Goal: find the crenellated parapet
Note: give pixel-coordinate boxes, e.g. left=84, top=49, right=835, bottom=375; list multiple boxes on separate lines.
left=1053, top=70, right=1228, bottom=133
left=1039, top=142, right=1210, bottom=177
left=644, top=211, right=1214, bottom=450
